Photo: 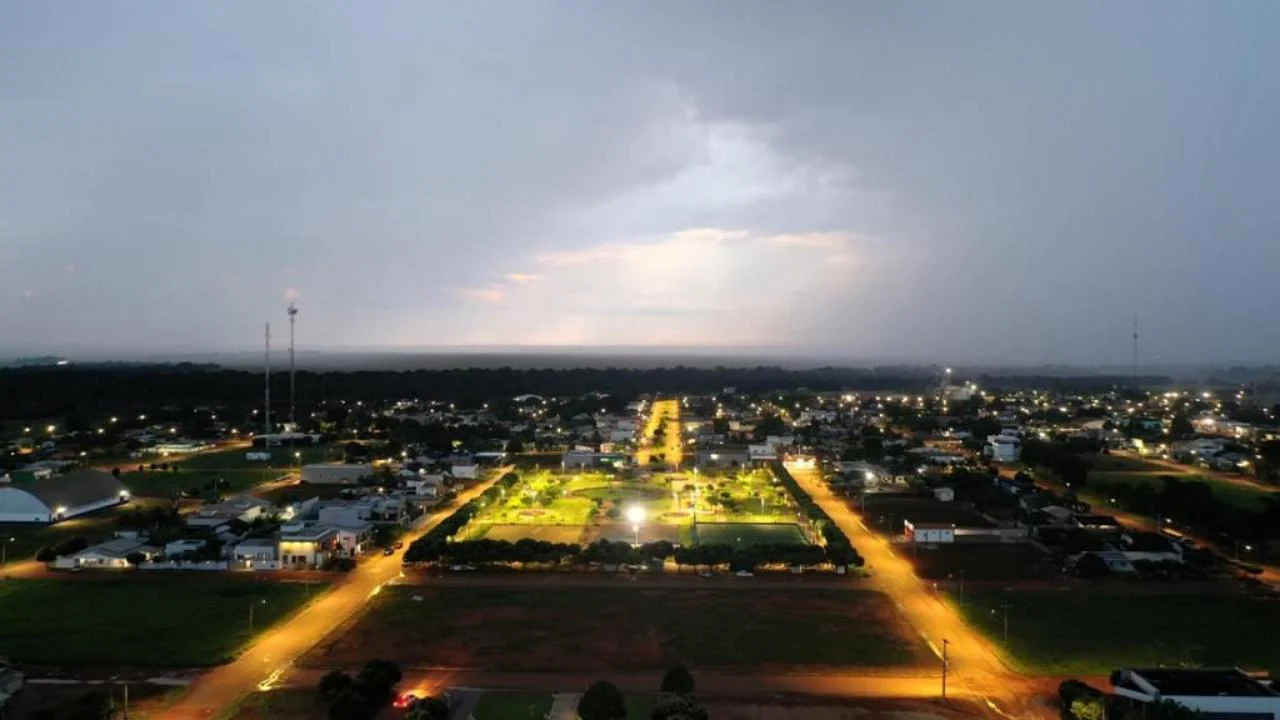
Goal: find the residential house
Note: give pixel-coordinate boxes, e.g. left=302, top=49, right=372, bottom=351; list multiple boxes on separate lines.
left=695, top=445, right=751, bottom=468
left=62, top=537, right=159, bottom=568
left=231, top=538, right=279, bottom=570
left=985, top=434, right=1022, bottom=462
left=186, top=495, right=274, bottom=528
left=279, top=524, right=340, bottom=569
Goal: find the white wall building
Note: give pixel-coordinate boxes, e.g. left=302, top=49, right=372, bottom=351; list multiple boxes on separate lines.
left=1113, top=668, right=1280, bottom=719
left=300, top=463, right=373, bottom=485
left=0, top=470, right=130, bottom=523
left=985, top=435, right=1022, bottom=462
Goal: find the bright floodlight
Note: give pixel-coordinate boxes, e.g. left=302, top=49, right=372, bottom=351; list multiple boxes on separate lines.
left=625, top=505, right=646, bottom=525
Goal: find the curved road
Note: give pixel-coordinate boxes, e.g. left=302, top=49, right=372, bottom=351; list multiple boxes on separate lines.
left=163, top=467, right=510, bottom=719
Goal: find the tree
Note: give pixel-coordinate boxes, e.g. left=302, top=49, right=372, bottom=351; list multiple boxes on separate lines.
left=1074, top=552, right=1111, bottom=578
left=111, top=467, right=121, bottom=478
left=650, top=696, right=708, bottom=720
left=329, top=684, right=376, bottom=720
left=1069, top=697, right=1105, bottom=720
left=124, top=551, right=146, bottom=566
left=35, top=547, right=57, bottom=562
left=577, top=680, right=626, bottom=720
left=319, top=670, right=353, bottom=701
left=406, top=696, right=450, bottom=720
left=659, top=664, right=695, bottom=695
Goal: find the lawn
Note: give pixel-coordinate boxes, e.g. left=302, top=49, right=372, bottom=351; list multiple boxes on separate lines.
left=472, top=692, right=555, bottom=720
left=120, top=467, right=285, bottom=498
left=1088, top=471, right=1274, bottom=511
left=1087, top=454, right=1165, bottom=472
left=181, top=446, right=333, bottom=470
left=695, top=522, right=808, bottom=547
left=901, top=543, right=1060, bottom=581
left=0, top=577, right=322, bottom=666
left=954, top=590, right=1280, bottom=675
left=220, top=689, right=322, bottom=720
left=314, top=586, right=925, bottom=670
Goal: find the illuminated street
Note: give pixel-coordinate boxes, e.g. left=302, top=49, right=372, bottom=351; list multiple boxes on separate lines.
left=163, top=467, right=510, bottom=719
left=789, top=467, right=1044, bottom=716
left=635, top=398, right=683, bottom=468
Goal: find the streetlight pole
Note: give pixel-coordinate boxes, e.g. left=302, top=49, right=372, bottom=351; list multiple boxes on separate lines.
left=249, top=599, right=266, bottom=635
left=941, top=638, right=950, bottom=699
left=996, top=603, right=1011, bottom=643
left=2, top=536, right=13, bottom=565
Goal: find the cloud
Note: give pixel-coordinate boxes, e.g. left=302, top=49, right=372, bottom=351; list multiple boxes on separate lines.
left=458, top=285, right=506, bottom=304
left=504, top=273, right=540, bottom=284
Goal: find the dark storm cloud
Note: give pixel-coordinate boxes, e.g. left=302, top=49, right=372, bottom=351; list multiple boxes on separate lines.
left=1, top=2, right=1277, bottom=363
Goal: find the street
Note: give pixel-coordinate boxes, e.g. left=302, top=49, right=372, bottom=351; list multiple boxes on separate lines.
left=162, top=466, right=510, bottom=719
left=634, top=398, right=682, bottom=468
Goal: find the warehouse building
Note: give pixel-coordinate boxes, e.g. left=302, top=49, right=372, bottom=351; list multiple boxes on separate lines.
left=0, top=469, right=130, bottom=523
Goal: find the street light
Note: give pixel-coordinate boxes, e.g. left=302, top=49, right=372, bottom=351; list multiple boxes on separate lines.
left=249, top=598, right=267, bottom=635
left=625, top=505, right=646, bottom=546
left=992, top=604, right=1011, bottom=643
left=941, top=638, right=950, bottom=699
left=2, top=537, right=14, bottom=565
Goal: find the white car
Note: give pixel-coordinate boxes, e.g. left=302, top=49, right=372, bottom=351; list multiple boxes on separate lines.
left=735, top=570, right=754, bottom=578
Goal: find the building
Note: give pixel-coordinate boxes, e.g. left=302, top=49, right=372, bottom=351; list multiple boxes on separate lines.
left=186, top=495, right=274, bottom=528
left=0, top=470, right=130, bottom=523
left=61, top=537, right=159, bottom=569
left=232, top=538, right=279, bottom=570
left=695, top=446, right=751, bottom=468
left=1112, top=668, right=1280, bottom=719
left=985, top=434, right=1022, bottom=462
left=279, top=524, right=340, bottom=568
left=300, top=463, right=373, bottom=485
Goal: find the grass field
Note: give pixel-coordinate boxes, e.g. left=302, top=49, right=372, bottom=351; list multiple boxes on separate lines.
left=118, top=446, right=332, bottom=498
left=474, top=524, right=586, bottom=543
left=955, top=590, right=1280, bottom=675
left=220, top=689, right=320, bottom=720
left=1086, top=454, right=1165, bottom=472
left=314, top=586, right=925, bottom=670
left=0, top=577, right=321, bottom=666
left=1088, top=471, right=1274, bottom=511
left=472, top=692, right=555, bottom=720
left=900, top=543, right=1060, bottom=581
left=696, top=522, right=807, bottom=546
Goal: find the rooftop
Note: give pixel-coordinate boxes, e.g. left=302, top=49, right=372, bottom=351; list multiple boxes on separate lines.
left=1125, top=668, right=1279, bottom=698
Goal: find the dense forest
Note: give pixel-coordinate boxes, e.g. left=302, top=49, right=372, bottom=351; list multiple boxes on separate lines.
left=0, top=363, right=1167, bottom=422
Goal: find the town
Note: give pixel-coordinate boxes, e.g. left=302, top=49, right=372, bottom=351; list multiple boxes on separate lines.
left=2, top=364, right=1279, bottom=720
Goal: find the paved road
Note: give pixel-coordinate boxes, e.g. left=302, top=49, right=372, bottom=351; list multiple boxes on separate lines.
left=163, top=467, right=511, bottom=719
left=788, top=467, right=1042, bottom=717
left=635, top=399, right=682, bottom=469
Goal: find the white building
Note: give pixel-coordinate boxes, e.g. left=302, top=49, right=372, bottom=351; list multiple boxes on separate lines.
left=985, top=434, right=1022, bottom=462
left=450, top=463, right=479, bottom=480
left=186, top=495, right=273, bottom=528
left=62, top=538, right=159, bottom=569
left=1113, top=668, right=1280, bottom=719
left=0, top=470, right=130, bottom=523
left=232, top=538, right=279, bottom=570
left=279, top=524, right=339, bottom=569
left=300, top=463, right=373, bottom=485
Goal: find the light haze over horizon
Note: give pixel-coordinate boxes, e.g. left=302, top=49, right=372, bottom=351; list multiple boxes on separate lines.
left=3, top=2, right=1279, bottom=365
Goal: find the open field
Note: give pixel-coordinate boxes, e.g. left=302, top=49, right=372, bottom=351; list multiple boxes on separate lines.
left=955, top=590, right=1280, bottom=675
left=1085, top=454, right=1165, bottom=472
left=117, top=446, right=333, bottom=498
left=222, top=689, right=319, bottom=720
left=898, top=543, right=1061, bottom=582
left=475, top=523, right=587, bottom=543
left=0, top=577, right=322, bottom=666
left=1088, top=471, right=1275, bottom=511
left=696, top=522, right=808, bottom=547
left=3, top=682, right=185, bottom=720
left=473, top=691, right=555, bottom=720
left=313, top=586, right=926, bottom=671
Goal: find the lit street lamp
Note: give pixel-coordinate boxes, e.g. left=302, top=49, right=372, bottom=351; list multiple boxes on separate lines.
left=625, top=505, right=646, bottom=546
left=2, top=536, right=14, bottom=565
left=249, top=598, right=267, bottom=635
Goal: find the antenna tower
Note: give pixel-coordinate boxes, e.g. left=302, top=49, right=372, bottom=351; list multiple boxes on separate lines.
left=1132, top=317, right=1139, bottom=389
left=288, top=303, right=298, bottom=428
left=264, top=322, right=272, bottom=435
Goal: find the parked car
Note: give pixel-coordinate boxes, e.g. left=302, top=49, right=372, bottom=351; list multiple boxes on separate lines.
left=383, top=547, right=395, bottom=556
left=735, top=570, right=754, bottom=578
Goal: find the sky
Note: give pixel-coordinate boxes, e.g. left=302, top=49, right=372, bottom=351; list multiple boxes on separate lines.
left=2, top=2, right=1279, bottom=365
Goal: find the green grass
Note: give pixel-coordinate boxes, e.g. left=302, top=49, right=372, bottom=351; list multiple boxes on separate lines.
left=120, top=468, right=286, bottom=497
left=329, top=586, right=924, bottom=670
left=696, top=522, right=807, bottom=546
left=0, top=577, right=323, bottom=666
left=472, top=692, right=554, bottom=720
left=182, top=446, right=333, bottom=470
left=624, top=695, right=661, bottom=719
left=955, top=590, right=1280, bottom=675
left=1087, top=454, right=1165, bottom=472
left=1089, top=471, right=1275, bottom=511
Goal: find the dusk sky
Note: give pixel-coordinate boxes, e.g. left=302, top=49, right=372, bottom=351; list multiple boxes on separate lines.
left=3, top=2, right=1278, bottom=364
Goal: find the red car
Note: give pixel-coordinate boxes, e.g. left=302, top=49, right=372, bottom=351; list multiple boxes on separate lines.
left=392, top=692, right=420, bottom=710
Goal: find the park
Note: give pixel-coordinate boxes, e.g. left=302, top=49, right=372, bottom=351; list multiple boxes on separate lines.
left=457, top=466, right=815, bottom=550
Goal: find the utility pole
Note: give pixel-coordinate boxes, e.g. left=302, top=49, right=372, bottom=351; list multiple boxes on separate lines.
left=956, top=569, right=966, bottom=603
left=941, top=638, right=950, bottom=699
left=998, top=603, right=1011, bottom=643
